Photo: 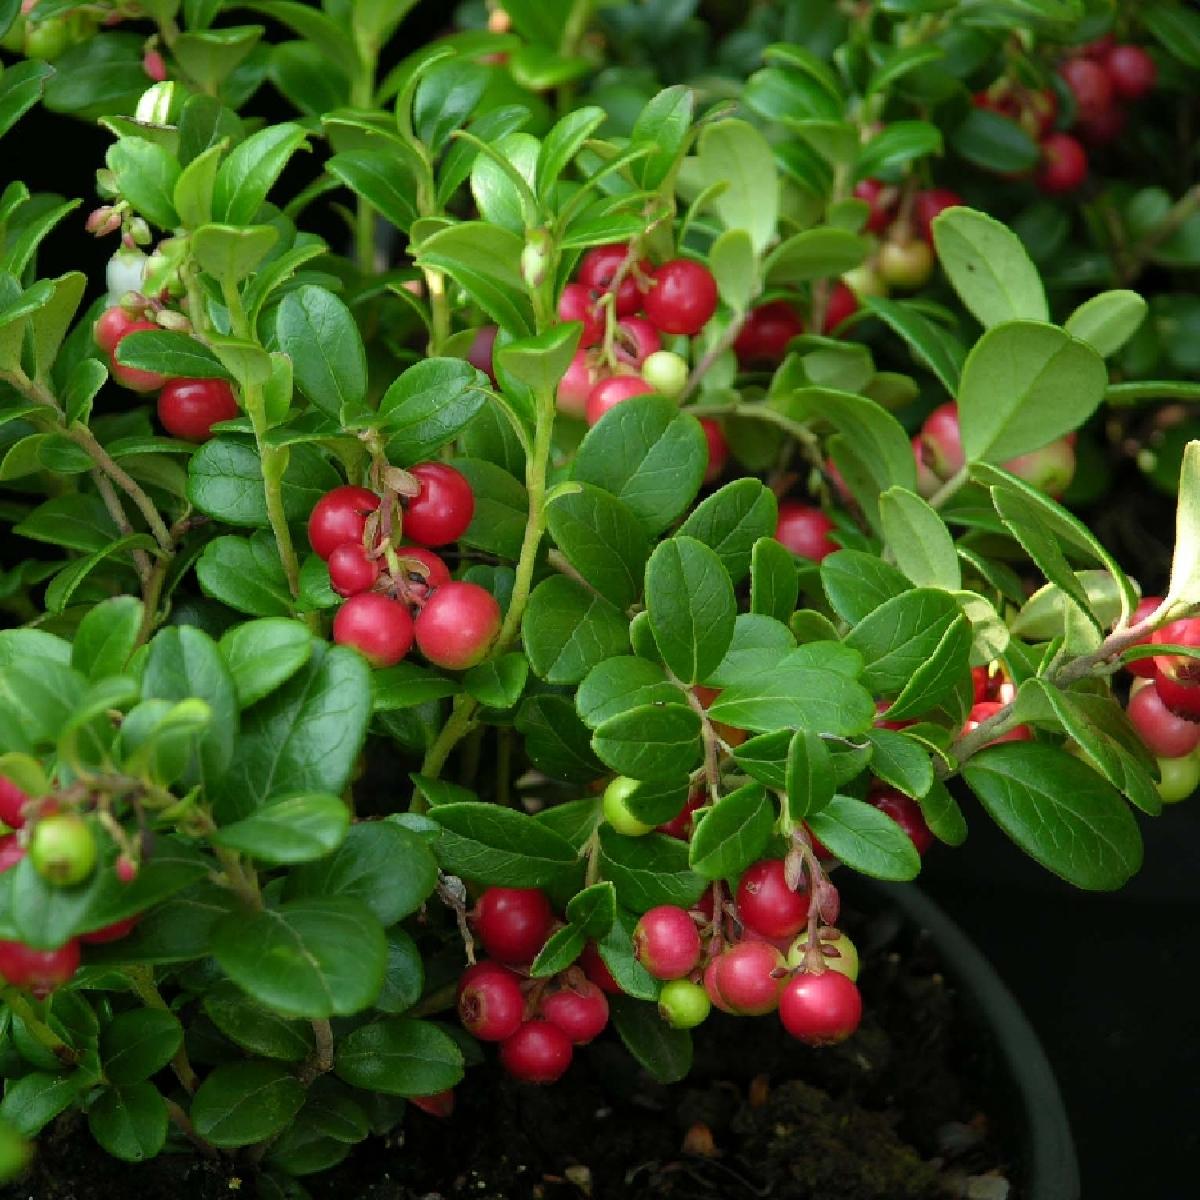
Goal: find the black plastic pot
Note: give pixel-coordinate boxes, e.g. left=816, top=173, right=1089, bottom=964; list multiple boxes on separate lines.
left=856, top=878, right=1081, bottom=1200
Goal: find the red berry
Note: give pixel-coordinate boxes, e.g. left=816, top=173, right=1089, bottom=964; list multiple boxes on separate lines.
left=0, top=777, right=29, bottom=829
left=0, top=939, right=80, bottom=998
left=613, top=316, right=661, bottom=368
left=332, top=593, right=414, bottom=668
left=557, top=350, right=595, bottom=418
left=577, top=244, right=646, bottom=317
left=1151, top=671, right=1200, bottom=722
left=1036, top=132, right=1088, bottom=195
left=964, top=700, right=1033, bottom=747
left=1125, top=596, right=1164, bottom=679
left=779, top=969, right=862, bottom=1045
left=579, top=941, right=621, bottom=994
left=657, top=792, right=705, bottom=840
left=308, top=486, right=380, bottom=561
left=1002, top=437, right=1076, bottom=497
left=473, top=888, right=553, bottom=965
left=143, top=48, right=166, bottom=81
left=1150, top=618, right=1200, bottom=688
left=913, top=436, right=940, bottom=498
left=157, top=378, right=239, bottom=442
left=971, top=667, right=990, bottom=704
left=457, top=961, right=526, bottom=1041
left=467, top=325, right=498, bottom=383
left=921, top=403, right=964, bottom=479
left=775, top=502, right=837, bottom=562
left=1128, top=682, right=1200, bottom=758
left=1105, top=45, right=1156, bottom=101
left=733, top=301, right=804, bottom=365
left=700, top=419, right=728, bottom=484
left=94, top=306, right=141, bottom=355
left=80, top=915, right=140, bottom=945
left=709, top=941, right=788, bottom=1015
left=822, top=282, right=859, bottom=335
left=396, top=546, right=451, bottom=591
left=1078, top=104, right=1126, bottom=147
left=641, top=259, right=718, bottom=336
left=414, top=581, right=501, bottom=670
left=558, top=282, right=604, bottom=347
left=703, top=958, right=736, bottom=1013
left=0, top=835, right=25, bottom=873
left=499, top=1019, right=573, bottom=1084
left=410, top=1090, right=455, bottom=1118
left=585, top=375, right=654, bottom=426
left=327, top=542, right=380, bottom=597
left=736, top=859, right=810, bottom=940
left=115, top=856, right=138, bottom=884
left=913, top=188, right=963, bottom=243
left=852, top=179, right=895, bottom=234
left=110, top=320, right=167, bottom=392
left=404, top=463, right=475, bottom=547
left=540, top=981, right=609, bottom=1044
left=1060, top=57, right=1114, bottom=121
left=868, top=787, right=934, bottom=855
left=632, top=905, right=702, bottom=980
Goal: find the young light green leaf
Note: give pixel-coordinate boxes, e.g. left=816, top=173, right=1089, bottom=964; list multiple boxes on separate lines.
left=1064, top=290, right=1147, bottom=358
left=879, top=486, right=961, bottom=590
left=1165, top=441, right=1200, bottom=607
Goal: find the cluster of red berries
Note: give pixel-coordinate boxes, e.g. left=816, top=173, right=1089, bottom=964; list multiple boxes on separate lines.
left=976, top=39, right=1156, bottom=195
left=850, top=183, right=965, bottom=292
left=1124, top=604, right=1200, bottom=803
left=0, top=777, right=139, bottom=997
left=309, top=469, right=501, bottom=671
left=94, top=305, right=240, bottom=442
left=456, top=887, right=610, bottom=1084
left=914, top=401, right=1077, bottom=499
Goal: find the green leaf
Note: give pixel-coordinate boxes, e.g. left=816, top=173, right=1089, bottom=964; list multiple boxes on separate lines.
left=591, top=704, right=703, bottom=781
left=565, top=881, right=618, bottom=938
left=88, top=1083, right=167, bottom=1163
left=962, top=743, right=1143, bottom=890
left=372, top=662, right=460, bottom=711
left=202, top=980, right=313, bottom=1062
left=764, top=227, right=871, bottom=285
left=107, top=137, right=180, bottom=230
left=430, top=801, right=578, bottom=887
left=918, top=778, right=967, bottom=847
left=683, top=118, right=777, bottom=254
left=141, top=625, right=238, bottom=789
left=879, top=487, right=960, bottom=590
left=630, top=85, right=694, bottom=190
left=463, top=653, right=527, bottom=710
left=529, top=923, right=587, bottom=978
left=191, top=222, right=278, bottom=282
left=213, top=642, right=372, bottom=823
left=546, top=483, right=650, bottom=609
left=575, top=657, right=683, bottom=729
left=188, top=438, right=341, bottom=528
left=807, top=794, right=921, bottom=880
left=862, top=295, right=965, bottom=395
left=864, top=730, right=934, bottom=799
left=688, top=783, right=773, bottom=879
left=327, top=149, right=417, bottom=232
left=376, top=357, right=487, bottom=465
left=218, top=618, right=313, bottom=708
left=101, top=1010, right=184, bottom=1086
left=212, top=898, right=387, bottom=1018
left=0, top=60, right=53, bottom=140
left=710, top=229, right=757, bottom=313
left=212, top=794, right=349, bottom=865
left=785, top=728, right=836, bottom=820
left=273, top=285, right=367, bottom=418
left=522, top=575, right=630, bottom=685
left=645, top=537, right=736, bottom=685
left=71, top=596, right=143, bottom=681
left=191, top=1061, right=305, bottom=1148
left=594, top=908, right=659, bottom=1001
left=957, top=322, right=1107, bottom=463
left=43, top=34, right=148, bottom=120
left=708, top=662, right=875, bottom=736
left=196, top=534, right=293, bottom=618
left=1064, top=290, right=1148, bottom=358
left=843, top=588, right=962, bottom=691
left=515, top=694, right=604, bottom=783
left=335, top=1018, right=463, bottom=1097
left=114, top=329, right=229, bottom=379
left=213, top=121, right=308, bottom=224
left=750, top=536, right=799, bottom=623
left=704, top=613, right=796, bottom=689
left=376, top=928, right=424, bottom=1016
left=677, top=479, right=778, bottom=585
left=931, top=206, right=1047, bottom=329
left=609, top=996, right=692, bottom=1083
left=574, top=395, right=706, bottom=535
left=0, top=1071, right=89, bottom=1137
left=452, top=457, right=528, bottom=559
left=950, top=107, right=1040, bottom=175
left=855, top=119, right=942, bottom=179
left=598, top=827, right=707, bottom=911
left=285, top=822, right=437, bottom=925
left=537, top=105, right=605, bottom=198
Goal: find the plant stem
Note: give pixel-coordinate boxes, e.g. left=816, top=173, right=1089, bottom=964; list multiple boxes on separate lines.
left=123, top=965, right=198, bottom=1094
left=687, top=400, right=821, bottom=454
left=165, top=1099, right=218, bottom=1157
left=351, top=63, right=379, bottom=274
left=928, top=464, right=968, bottom=510
left=91, top=469, right=152, bottom=584
left=679, top=316, right=746, bottom=404
left=1120, top=184, right=1200, bottom=284
left=1, top=988, right=78, bottom=1067
left=298, top=1019, right=334, bottom=1085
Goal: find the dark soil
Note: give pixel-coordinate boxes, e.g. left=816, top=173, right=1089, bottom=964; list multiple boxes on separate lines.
left=3, top=891, right=1017, bottom=1200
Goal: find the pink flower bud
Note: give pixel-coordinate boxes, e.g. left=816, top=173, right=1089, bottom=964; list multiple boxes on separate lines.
left=143, top=49, right=167, bottom=82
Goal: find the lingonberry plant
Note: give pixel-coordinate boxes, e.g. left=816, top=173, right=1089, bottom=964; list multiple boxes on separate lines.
left=0, top=0, right=1198, bottom=1189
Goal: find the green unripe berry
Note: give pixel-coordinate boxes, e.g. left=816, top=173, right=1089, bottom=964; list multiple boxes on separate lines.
left=24, top=17, right=70, bottom=62
left=1156, top=753, right=1200, bottom=805
left=877, top=238, right=935, bottom=291
left=786, top=929, right=860, bottom=981
left=0, top=16, right=25, bottom=54
left=602, top=776, right=653, bottom=837
left=658, top=978, right=711, bottom=1029
left=30, top=813, right=98, bottom=887
left=641, top=351, right=688, bottom=400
